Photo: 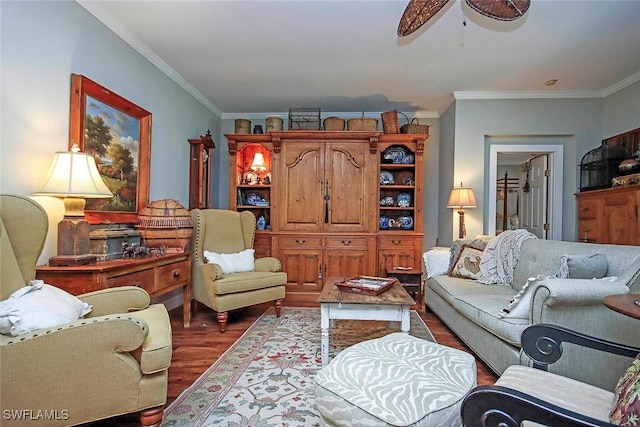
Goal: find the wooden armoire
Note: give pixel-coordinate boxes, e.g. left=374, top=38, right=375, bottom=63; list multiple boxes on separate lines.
left=227, top=131, right=427, bottom=305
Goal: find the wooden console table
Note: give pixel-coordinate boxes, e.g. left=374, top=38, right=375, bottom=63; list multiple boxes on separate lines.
left=36, top=252, right=192, bottom=327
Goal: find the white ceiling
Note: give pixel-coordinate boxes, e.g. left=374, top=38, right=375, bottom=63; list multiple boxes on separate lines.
left=79, top=0, right=640, bottom=117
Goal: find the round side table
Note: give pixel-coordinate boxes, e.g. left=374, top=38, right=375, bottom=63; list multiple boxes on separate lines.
left=603, top=293, right=640, bottom=319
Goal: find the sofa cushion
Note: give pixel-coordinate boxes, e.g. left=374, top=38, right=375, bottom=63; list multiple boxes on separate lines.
left=451, top=292, right=529, bottom=346
left=610, top=353, right=640, bottom=425
left=449, top=246, right=483, bottom=280
left=212, top=271, right=287, bottom=295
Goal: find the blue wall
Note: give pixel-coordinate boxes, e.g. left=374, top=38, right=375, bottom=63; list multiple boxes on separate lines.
left=1, top=1, right=220, bottom=261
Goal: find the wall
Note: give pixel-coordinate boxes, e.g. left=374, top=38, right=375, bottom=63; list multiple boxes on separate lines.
left=1, top=1, right=220, bottom=263
left=603, top=79, right=640, bottom=139
left=451, top=98, right=604, bottom=242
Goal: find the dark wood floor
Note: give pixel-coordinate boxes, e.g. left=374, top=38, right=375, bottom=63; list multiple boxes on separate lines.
left=87, top=302, right=497, bottom=426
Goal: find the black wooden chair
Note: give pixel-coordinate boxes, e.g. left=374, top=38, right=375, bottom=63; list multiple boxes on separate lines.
left=460, top=323, right=640, bottom=427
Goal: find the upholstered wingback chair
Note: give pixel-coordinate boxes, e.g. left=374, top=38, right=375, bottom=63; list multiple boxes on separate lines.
left=190, top=209, right=286, bottom=332
left=0, top=195, right=172, bottom=426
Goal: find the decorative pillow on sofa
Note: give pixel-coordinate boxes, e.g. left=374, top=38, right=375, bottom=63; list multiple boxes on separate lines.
left=423, top=248, right=450, bottom=278
left=567, top=254, right=608, bottom=279
left=204, top=249, right=255, bottom=274
left=449, top=245, right=483, bottom=280
left=448, top=238, right=488, bottom=275
left=0, top=280, right=92, bottom=336
left=609, top=353, right=640, bottom=425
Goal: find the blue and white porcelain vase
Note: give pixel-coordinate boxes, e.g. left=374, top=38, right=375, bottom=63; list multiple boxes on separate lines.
left=257, top=215, right=267, bottom=230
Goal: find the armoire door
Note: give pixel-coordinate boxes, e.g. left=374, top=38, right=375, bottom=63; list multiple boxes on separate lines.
left=275, top=140, right=375, bottom=232
left=323, top=142, right=375, bottom=233
left=275, top=141, right=324, bottom=232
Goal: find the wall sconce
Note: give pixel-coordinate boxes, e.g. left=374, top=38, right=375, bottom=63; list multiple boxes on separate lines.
left=34, top=144, right=113, bottom=266
left=447, top=182, right=477, bottom=239
left=250, top=152, right=267, bottom=184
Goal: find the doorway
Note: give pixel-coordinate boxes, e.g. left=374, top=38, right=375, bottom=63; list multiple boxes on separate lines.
left=488, top=144, right=563, bottom=240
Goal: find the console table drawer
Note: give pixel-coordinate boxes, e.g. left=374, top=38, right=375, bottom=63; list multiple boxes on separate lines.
left=157, top=261, right=189, bottom=289
left=108, top=270, right=155, bottom=293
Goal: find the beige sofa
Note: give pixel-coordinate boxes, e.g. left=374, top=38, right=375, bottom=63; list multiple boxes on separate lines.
left=425, top=237, right=640, bottom=390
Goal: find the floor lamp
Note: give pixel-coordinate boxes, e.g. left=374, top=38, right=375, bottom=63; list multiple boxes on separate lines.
left=34, top=144, right=113, bottom=266
left=447, top=182, right=477, bottom=239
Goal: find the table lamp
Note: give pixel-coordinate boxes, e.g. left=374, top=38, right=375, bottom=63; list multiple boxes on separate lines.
left=34, top=144, right=113, bottom=266
left=250, top=152, right=267, bottom=184
left=447, top=182, right=477, bottom=239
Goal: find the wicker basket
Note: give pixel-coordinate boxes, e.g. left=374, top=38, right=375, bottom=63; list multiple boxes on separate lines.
left=399, top=112, right=430, bottom=134
left=135, top=199, right=193, bottom=253
left=347, top=113, right=378, bottom=131
left=323, top=116, right=345, bottom=131
left=381, top=110, right=400, bottom=134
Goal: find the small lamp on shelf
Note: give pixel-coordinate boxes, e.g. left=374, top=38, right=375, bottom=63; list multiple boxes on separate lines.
left=447, top=182, right=477, bottom=239
left=34, top=144, right=113, bottom=266
left=250, top=152, right=267, bottom=184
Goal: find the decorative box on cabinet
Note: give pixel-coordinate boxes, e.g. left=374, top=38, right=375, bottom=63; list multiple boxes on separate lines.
left=36, top=253, right=192, bottom=327
left=576, top=185, right=640, bottom=245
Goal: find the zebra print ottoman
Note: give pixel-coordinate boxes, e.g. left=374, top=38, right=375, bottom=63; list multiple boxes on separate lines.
left=314, top=333, right=477, bottom=427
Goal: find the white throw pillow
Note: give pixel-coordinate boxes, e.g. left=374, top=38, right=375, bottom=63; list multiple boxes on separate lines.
left=0, top=280, right=92, bottom=336
left=204, top=249, right=255, bottom=274
left=422, top=248, right=450, bottom=278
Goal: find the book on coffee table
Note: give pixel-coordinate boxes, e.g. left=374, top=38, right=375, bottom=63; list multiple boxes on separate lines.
left=335, top=276, right=396, bottom=296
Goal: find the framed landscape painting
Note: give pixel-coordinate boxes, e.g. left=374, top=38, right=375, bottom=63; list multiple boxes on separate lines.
left=69, top=74, right=151, bottom=224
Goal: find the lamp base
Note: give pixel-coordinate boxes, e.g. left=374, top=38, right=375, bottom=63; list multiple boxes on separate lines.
left=49, top=254, right=97, bottom=267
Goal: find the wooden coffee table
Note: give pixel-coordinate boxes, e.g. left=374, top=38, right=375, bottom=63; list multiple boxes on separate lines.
left=316, top=276, right=416, bottom=366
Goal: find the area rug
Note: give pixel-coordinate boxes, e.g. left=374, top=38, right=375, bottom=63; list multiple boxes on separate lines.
left=162, top=307, right=435, bottom=426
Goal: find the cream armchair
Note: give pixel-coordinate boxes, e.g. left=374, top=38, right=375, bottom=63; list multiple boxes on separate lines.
left=0, top=195, right=172, bottom=426
left=190, top=209, right=286, bottom=332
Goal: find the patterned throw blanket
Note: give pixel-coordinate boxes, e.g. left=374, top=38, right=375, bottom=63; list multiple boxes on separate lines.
left=479, top=229, right=537, bottom=285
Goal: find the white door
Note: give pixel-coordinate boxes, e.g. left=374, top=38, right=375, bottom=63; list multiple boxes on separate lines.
left=521, top=155, right=549, bottom=239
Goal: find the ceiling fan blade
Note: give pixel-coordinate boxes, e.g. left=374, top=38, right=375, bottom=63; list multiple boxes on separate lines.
left=397, top=0, right=452, bottom=37
left=465, top=0, right=531, bottom=21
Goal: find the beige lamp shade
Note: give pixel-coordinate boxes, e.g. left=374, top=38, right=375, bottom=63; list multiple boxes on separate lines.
left=34, top=145, right=113, bottom=199
left=33, top=145, right=113, bottom=263
left=250, top=152, right=267, bottom=172
left=447, top=184, right=477, bottom=209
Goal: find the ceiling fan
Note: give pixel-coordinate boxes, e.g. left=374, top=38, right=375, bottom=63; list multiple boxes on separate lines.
left=398, top=0, right=530, bottom=37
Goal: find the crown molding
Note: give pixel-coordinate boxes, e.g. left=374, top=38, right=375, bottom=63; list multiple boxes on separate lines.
left=76, top=0, right=223, bottom=117
left=453, top=90, right=603, bottom=100
left=603, top=71, right=640, bottom=97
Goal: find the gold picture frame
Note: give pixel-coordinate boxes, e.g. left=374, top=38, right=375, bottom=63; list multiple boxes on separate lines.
left=69, top=74, right=151, bottom=224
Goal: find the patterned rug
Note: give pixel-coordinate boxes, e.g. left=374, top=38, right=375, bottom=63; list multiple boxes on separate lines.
left=162, top=307, right=435, bottom=426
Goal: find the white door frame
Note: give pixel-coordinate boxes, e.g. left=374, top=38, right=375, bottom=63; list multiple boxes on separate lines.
left=488, top=144, right=563, bottom=240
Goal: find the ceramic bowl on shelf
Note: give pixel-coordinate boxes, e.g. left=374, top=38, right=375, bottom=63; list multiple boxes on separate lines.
left=396, top=192, right=412, bottom=207
left=246, top=193, right=264, bottom=206
left=398, top=216, right=414, bottom=230
left=380, top=196, right=395, bottom=206
left=379, top=171, right=395, bottom=185
left=383, top=146, right=407, bottom=164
